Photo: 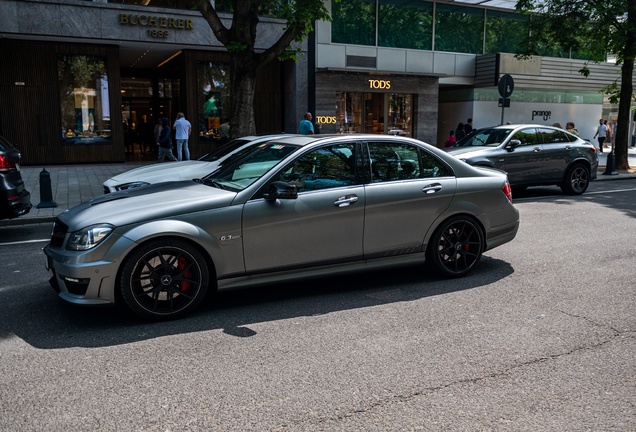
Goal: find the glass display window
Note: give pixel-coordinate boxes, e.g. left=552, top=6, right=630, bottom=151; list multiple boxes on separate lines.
left=58, top=55, right=111, bottom=145
left=197, top=62, right=231, bottom=142
left=336, top=91, right=412, bottom=137
left=378, top=0, right=433, bottom=50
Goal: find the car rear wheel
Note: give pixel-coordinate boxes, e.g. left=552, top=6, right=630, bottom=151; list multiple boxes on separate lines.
left=561, top=163, right=590, bottom=195
left=426, top=216, right=484, bottom=278
left=120, top=239, right=209, bottom=320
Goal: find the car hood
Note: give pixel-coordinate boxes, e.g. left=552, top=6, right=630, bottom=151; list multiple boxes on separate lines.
left=58, top=181, right=236, bottom=231
left=104, top=161, right=216, bottom=187
left=444, top=146, right=500, bottom=159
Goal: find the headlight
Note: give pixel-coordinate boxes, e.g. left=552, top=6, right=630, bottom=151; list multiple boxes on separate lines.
left=66, top=224, right=114, bottom=251
left=115, top=181, right=149, bottom=191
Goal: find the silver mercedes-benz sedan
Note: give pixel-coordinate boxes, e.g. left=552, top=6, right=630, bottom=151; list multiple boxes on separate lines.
left=44, top=135, right=519, bottom=320
left=445, top=125, right=598, bottom=194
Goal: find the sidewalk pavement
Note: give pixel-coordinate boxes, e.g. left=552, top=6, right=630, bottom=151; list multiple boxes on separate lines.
left=2, top=148, right=636, bottom=227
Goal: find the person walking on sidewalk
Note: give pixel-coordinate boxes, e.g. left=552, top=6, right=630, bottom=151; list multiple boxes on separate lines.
left=157, top=117, right=178, bottom=163
left=299, top=112, right=314, bottom=135
left=173, top=112, right=192, bottom=161
left=593, top=119, right=608, bottom=153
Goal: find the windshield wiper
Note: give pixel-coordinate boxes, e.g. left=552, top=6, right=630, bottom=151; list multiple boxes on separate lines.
left=202, top=178, right=224, bottom=189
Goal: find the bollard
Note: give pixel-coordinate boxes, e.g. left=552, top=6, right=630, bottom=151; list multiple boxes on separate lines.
left=602, top=151, right=619, bottom=176
left=36, top=168, right=58, bottom=208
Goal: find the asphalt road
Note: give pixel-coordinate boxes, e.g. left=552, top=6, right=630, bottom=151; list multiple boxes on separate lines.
left=1, top=180, right=635, bottom=431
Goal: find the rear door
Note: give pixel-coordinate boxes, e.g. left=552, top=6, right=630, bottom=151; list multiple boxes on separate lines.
left=501, top=128, right=543, bottom=185
left=363, top=141, right=456, bottom=259
left=537, top=128, right=574, bottom=182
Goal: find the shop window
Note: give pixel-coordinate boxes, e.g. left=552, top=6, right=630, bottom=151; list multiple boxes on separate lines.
left=331, top=0, right=376, bottom=46
left=387, top=94, right=412, bottom=137
left=336, top=92, right=412, bottom=137
left=336, top=92, right=363, bottom=134
left=378, top=0, right=433, bottom=50
left=197, top=62, right=231, bottom=143
left=485, top=10, right=527, bottom=55
left=58, top=55, right=111, bottom=145
left=434, top=4, right=484, bottom=54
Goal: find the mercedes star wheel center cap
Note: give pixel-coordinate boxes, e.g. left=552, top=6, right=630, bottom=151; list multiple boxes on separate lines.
left=161, top=275, right=172, bottom=285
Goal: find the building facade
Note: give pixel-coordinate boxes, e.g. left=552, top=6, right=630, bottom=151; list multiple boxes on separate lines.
left=0, top=0, right=308, bottom=164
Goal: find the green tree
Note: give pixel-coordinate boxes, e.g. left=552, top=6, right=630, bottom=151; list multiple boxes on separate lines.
left=515, top=0, right=635, bottom=170
left=197, top=0, right=330, bottom=139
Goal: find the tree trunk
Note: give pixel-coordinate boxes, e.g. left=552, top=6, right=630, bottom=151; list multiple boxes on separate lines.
left=228, top=55, right=258, bottom=140
left=615, top=57, right=633, bottom=170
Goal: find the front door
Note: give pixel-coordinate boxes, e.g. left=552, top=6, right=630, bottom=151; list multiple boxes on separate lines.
left=242, top=142, right=365, bottom=273
left=501, top=127, right=543, bottom=185
left=537, top=127, right=574, bottom=182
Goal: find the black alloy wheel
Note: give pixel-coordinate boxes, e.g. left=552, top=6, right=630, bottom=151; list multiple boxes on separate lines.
left=120, top=239, right=209, bottom=320
left=561, top=163, right=590, bottom=195
left=427, top=216, right=484, bottom=278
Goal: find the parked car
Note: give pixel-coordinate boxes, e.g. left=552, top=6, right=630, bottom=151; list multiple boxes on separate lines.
left=0, top=135, right=32, bottom=221
left=102, top=135, right=280, bottom=193
left=45, top=134, right=519, bottom=320
left=445, top=125, right=598, bottom=194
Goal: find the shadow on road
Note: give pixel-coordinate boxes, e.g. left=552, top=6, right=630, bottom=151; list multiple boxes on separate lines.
left=0, top=256, right=513, bottom=349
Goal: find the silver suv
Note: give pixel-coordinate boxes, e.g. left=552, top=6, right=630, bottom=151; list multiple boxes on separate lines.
left=445, top=125, right=598, bottom=194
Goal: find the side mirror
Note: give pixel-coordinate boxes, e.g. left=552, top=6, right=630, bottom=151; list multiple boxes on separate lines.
left=263, top=181, right=297, bottom=200
left=505, top=139, right=521, bottom=151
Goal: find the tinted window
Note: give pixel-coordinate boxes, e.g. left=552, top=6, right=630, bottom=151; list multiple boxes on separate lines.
left=511, top=128, right=539, bottom=146
left=421, top=151, right=453, bottom=178
left=369, top=142, right=420, bottom=183
left=378, top=0, right=433, bottom=50
left=280, top=143, right=356, bottom=193
left=538, top=128, right=569, bottom=144
left=332, top=0, right=376, bottom=46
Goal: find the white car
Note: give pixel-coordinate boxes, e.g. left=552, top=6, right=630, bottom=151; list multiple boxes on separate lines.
left=102, top=135, right=281, bottom=193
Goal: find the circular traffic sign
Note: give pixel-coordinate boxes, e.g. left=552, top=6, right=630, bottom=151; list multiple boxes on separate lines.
left=498, top=74, right=514, bottom=98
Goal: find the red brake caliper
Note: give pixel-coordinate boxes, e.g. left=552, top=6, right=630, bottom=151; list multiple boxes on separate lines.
left=178, top=256, right=191, bottom=292
left=462, top=231, right=469, bottom=252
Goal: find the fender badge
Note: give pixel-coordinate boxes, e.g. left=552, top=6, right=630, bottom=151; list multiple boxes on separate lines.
left=220, top=235, right=241, bottom=242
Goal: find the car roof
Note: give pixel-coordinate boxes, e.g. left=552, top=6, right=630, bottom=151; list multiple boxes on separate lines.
left=263, top=134, right=432, bottom=147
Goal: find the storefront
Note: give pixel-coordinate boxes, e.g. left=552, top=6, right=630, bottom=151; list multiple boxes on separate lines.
left=314, top=71, right=439, bottom=144
left=0, top=1, right=300, bottom=165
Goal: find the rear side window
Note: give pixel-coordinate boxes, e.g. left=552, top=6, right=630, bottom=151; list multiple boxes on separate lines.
left=538, top=128, right=569, bottom=144
left=367, top=142, right=452, bottom=182
left=0, top=135, right=15, bottom=151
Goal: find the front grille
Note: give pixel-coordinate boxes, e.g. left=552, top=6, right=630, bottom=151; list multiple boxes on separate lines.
left=50, top=219, right=68, bottom=248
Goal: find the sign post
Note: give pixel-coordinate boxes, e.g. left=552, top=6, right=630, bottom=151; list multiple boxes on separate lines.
left=498, top=74, right=514, bottom=125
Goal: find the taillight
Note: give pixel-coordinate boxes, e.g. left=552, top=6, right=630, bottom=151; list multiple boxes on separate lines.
left=0, top=155, right=17, bottom=173
left=590, top=146, right=597, bottom=153
left=502, top=180, right=512, bottom=203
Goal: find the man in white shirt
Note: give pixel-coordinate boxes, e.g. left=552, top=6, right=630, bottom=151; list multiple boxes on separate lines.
left=173, top=112, right=192, bottom=161
left=593, top=119, right=608, bottom=153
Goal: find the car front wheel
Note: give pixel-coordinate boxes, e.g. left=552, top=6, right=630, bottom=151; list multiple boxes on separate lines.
left=426, top=216, right=484, bottom=278
left=120, top=239, right=209, bottom=320
left=561, top=163, right=590, bottom=195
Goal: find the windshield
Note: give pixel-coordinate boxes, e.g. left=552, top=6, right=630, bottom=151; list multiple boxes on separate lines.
left=198, top=139, right=251, bottom=162
left=453, top=128, right=514, bottom=148
left=203, top=142, right=300, bottom=192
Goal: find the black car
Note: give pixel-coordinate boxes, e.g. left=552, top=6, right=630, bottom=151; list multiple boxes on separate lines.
left=0, top=135, right=31, bottom=220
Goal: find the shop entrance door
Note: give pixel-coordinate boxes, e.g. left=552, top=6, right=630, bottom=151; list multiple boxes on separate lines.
left=336, top=92, right=413, bottom=137
left=122, top=98, right=153, bottom=160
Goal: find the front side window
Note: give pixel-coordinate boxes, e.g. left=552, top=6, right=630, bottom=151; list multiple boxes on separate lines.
left=58, top=55, right=111, bottom=145
left=280, top=143, right=356, bottom=193
left=511, top=128, right=539, bottom=146
left=368, top=142, right=421, bottom=182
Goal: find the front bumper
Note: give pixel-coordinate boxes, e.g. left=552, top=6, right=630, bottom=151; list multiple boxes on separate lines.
left=44, top=234, right=136, bottom=306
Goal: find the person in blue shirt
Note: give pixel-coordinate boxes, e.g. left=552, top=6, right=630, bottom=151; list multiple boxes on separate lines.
left=299, top=112, right=315, bottom=135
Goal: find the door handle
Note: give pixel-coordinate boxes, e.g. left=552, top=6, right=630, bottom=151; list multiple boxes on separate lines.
left=422, top=183, right=443, bottom=194
left=533, top=147, right=542, bottom=152
left=565, top=146, right=572, bottom=150
left=334, top=194, right=358, bottom=207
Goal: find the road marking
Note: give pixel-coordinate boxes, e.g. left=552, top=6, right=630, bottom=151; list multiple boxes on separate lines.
left=0, top=239, right=49, bottom=246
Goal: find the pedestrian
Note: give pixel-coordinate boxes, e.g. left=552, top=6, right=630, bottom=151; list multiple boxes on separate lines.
left=444, top=130, right=456, bottom=147
left=552, top=122, right=563, bottom=129
left=173, top=112, right=191, bottom=161
left=219, top=117, right=230, bottom=144
left=153, top=118, right=162, bottom=153
left=299, top=112, right=314, bottom=135
left=156, top=117, right=177, bottom=163
left=593, top=119, right=608, bottom=153
left=464, top=118, right=473, bottom=135
left=604, top=120, right=610, bottom=148
left=565, top=122, right=579, bottom=136
left=455, top=122, right=466, bottom=141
